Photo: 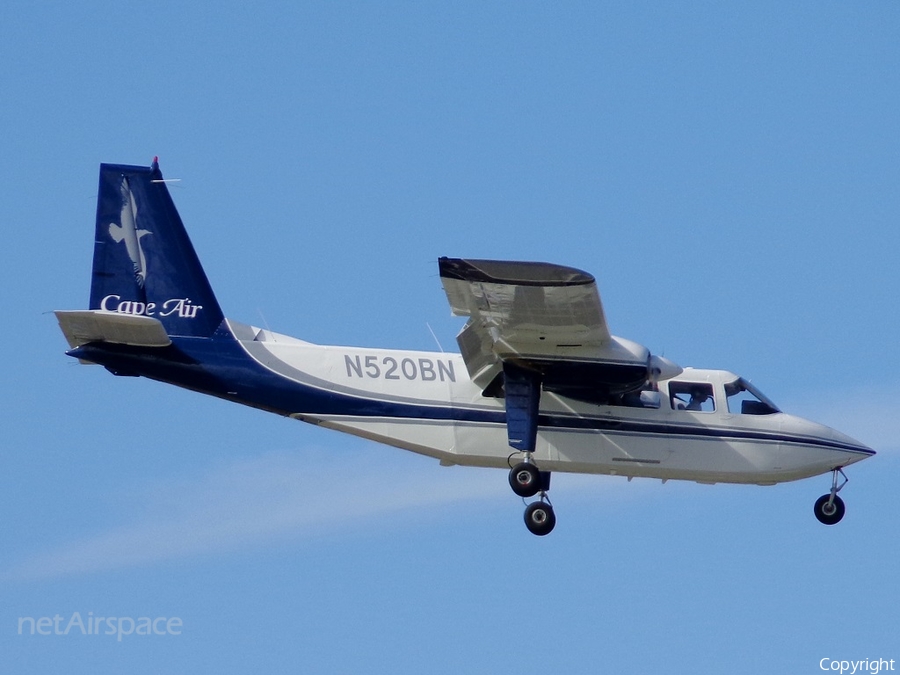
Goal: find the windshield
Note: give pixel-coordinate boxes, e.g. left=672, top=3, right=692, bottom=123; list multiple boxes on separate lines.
left=724, top=378, right=780, bottom=415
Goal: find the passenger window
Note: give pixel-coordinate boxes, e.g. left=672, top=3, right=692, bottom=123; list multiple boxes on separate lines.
left=669, top=383, right=715, bottom=412
left=614, top=389, right=661, bottom=409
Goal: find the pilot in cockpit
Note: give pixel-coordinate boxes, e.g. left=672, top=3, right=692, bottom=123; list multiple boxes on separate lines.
left=686, top=389, right=710, bottom=411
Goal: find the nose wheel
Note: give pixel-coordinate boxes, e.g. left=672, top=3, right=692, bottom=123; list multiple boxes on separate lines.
left=814, top=468, right=848, bottom=525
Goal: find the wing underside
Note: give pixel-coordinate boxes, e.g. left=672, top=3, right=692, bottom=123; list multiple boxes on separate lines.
left=439, top=257, right=655, bottom=402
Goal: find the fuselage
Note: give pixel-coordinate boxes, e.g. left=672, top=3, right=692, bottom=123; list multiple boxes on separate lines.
left=72, top=317, right=875, bottom=487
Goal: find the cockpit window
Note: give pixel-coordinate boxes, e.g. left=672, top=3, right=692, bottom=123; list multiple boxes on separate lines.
left=724, top=378, right=780, bottom=415
left=669, top=382, right=715, bottom=412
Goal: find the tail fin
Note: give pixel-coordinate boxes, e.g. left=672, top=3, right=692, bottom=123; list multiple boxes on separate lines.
left=89, top=158, right=225, bottom=338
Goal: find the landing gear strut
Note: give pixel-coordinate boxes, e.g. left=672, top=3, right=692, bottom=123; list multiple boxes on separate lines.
left=503, top=363, right=556, bottom=535
left=814, top=467, right=848, bottom=525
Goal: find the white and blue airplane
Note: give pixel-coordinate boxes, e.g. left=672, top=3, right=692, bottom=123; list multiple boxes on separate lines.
left=56, top=159, right=875, bottom=535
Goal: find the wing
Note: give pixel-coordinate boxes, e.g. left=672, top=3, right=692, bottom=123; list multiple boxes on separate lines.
left=441, top=257, right=611, bottom=343
left=439, top=258, right=662, bottom=402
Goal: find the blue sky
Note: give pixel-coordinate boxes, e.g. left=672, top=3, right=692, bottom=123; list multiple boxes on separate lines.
left=2, top=2, right=899, bottom=673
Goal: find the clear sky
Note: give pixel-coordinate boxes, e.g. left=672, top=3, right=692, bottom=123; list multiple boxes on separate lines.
left=2, top=2, right=899, bottom=673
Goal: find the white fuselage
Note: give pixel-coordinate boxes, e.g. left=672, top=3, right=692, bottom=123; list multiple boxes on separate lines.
left=232, top=321, right=872, bottom=486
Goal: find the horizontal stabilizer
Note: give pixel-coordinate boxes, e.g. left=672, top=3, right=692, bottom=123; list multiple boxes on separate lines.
left=55, top=310, right=172, bottom=349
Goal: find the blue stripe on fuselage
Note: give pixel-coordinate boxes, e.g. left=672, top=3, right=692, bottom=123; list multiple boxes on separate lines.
left=69, top=328, right=492, bottom=422
left=68, top=329, right=874, bottom=458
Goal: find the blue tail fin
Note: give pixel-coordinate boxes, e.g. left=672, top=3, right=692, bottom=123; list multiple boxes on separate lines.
left=89, top=159, right=225, bottom=338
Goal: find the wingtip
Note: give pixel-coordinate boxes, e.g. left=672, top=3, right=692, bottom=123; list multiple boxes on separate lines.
left=439, top=257, right=594, bottom=286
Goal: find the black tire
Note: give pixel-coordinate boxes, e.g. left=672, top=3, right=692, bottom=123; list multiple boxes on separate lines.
left=509, top=462, right=541, bottom=498
left=524, top=501, right=556, bottom=536
left=814, top=494, right=845, bottom=525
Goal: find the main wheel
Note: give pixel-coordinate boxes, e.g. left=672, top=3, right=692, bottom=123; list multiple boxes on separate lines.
left=509, top=462, right=541, bottom=498
left=814, top=494, right=845, bottom=525
left=524, top=501, right=556, bottom=536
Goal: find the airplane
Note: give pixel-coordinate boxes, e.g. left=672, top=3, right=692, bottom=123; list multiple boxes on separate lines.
left=56, top=158, right=875, bottom=536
